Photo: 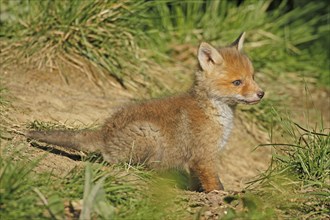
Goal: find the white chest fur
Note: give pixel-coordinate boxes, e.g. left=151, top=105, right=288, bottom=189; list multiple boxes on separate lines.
left=211, top=100, right=234, bottom=149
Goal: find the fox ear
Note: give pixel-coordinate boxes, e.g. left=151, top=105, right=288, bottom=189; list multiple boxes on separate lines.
left=198, top=42, right=223, bottom=72
left=231, top=32, right=245, bottom=51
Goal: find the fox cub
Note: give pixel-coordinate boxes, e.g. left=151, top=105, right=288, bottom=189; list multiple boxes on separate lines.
left=27, top=32, right=264, bottom=192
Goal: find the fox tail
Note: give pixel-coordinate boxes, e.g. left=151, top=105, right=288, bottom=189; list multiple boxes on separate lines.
left=26, top=130, right=102, bottom=153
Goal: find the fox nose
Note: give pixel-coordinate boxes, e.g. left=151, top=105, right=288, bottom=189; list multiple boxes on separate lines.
left=257, top=91, right=265, bottom=99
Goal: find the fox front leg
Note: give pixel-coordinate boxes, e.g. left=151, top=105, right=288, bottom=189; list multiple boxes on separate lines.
left=190, top=162, right=224, bottom=192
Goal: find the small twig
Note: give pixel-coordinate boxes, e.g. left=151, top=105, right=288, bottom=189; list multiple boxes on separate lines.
left=126, top=141, right=135, bottom=172
left=256, top=143, right=303, bottom=149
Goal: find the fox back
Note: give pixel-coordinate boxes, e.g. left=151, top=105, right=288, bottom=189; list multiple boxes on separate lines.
left=27, top=32, right=264, bottom=192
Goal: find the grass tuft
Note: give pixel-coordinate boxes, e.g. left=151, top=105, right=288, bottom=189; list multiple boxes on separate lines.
left=263, top=115, right=330, bottom=186
left=0, top=145, right=47, bottom=219
left=1, top=0, right=151, bottom=89
left=246, top=106, right=330, bottom=219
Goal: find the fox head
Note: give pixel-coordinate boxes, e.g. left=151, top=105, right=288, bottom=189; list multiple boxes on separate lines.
left=196, top=32, right=264, bottom=105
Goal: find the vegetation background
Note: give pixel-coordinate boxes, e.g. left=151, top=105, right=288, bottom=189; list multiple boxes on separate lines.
left=0, top=0, right=329, bottom=219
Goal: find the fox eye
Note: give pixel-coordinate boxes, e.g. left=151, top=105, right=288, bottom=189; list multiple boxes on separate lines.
left=232, top=80, right=242, bottom=86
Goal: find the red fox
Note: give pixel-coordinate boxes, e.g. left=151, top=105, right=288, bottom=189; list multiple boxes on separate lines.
left=27, top=32, right=264, bottom=192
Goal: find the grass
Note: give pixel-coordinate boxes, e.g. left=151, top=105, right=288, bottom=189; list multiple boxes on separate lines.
left=272, top=121, right=330, bottom=185
left=0, top=143, right=194, bottom=219
left=0, top=145, right=47, bottom=219
left=27, top=120, right=99, bottom=131
left=0, top=144, right=141, bottom=219
left=244, top=107, right=330, bottom=219
left=222, top=193, right=276, bottom=220
left=0, top=0, right=329, bottom=91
